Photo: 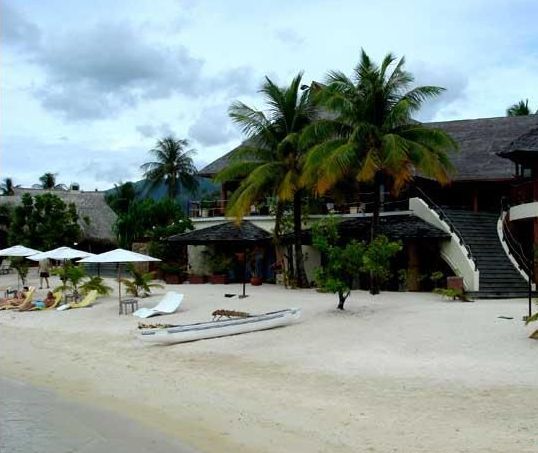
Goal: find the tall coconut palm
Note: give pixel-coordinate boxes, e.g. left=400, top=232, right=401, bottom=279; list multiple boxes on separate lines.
left=214, top=73, right=313, bottom=287
left=1, top=177, right=16, bottom=195
left=33, top=172, right=67, bottom=190
left=141, top=136, right=199, bottom=199
left=302, top=50, right=456, bottom=294
left=506, top=99, right=533, bottom=116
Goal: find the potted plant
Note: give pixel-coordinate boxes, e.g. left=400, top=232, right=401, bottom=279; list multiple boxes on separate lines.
left=248, top=248, right=264, bottom=286
left=160, top=263, right=186, bottom=284
left=207, top=251, right=232, bottom=284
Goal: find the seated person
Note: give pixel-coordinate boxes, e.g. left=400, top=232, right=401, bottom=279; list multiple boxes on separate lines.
left=19, top=291, right=55, bottom=311
left=0, top=287, right=29, bottom=307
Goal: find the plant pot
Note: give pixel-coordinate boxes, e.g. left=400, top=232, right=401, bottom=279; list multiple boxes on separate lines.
left=250, top=276, right=263, bottom=286
left=210, top=274, right=228, bottom=284
left=164, top=274, right=181, bottom=284
left=201, top=209, right=209, bottom=217
left=188, top=274, right=206, bottom=284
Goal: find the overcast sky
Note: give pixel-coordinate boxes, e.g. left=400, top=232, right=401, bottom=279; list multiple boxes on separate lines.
left=2, top=0, right=537, bottom=190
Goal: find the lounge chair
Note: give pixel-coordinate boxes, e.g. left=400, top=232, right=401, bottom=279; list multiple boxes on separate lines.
left=0, top=287, right=35, bottom=310
left=133, top=291, right=183, bottom=318
left=27, top=291, right=63, bottom=311
left=57, top=290, right=98, bottom=311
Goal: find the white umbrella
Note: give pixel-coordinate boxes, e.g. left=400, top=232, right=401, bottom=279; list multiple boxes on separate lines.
left=0, top=245, right=41, bottom=257
left=26, top=246, right=94, bottom=261
left=0, top=245, right=41, bottom=288
left=78, top=249, right=161, bottom=312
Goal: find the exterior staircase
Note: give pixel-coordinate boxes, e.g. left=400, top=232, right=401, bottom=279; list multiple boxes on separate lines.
left=441, top=209, right=529, bottom=298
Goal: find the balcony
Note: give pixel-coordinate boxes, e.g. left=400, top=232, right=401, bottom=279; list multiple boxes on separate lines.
left=188, top=194, right=410, bottom=220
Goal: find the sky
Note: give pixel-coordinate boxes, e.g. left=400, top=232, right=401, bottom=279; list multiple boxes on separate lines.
left=1, top=0, right=537, bottom=190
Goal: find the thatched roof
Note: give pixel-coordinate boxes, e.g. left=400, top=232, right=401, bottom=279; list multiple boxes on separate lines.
left=498, top=127, right=538, bottom=162
left=0, top=188, right=117, bottom=240
left=200, top=115, right=538, bottom=181
left=169, top=220, right=272, bottom=244
left=426, top=115, right=538, bottom=180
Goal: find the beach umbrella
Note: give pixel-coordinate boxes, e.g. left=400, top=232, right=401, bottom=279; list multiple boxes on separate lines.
left=0, top=245, right=41, bottom=288
left=78, top=249, right=161, bottom=312
left=0, top=245, right=41, bottom=257
left=26, top=246, right=94, bottom=261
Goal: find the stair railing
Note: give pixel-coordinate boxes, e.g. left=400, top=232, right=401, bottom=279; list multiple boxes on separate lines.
left=414, top=186, right=477, bottom=271
left=499, top=203, right=532, bottom=277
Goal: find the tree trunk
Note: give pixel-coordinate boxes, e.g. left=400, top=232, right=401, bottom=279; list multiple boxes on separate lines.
left=369, top=173, right=383, bottom=295
left=273, top=201, right=286, bottom=278
left=337, top=290, right=349, bottom=310
left=293, top=191, right=308, bottom=288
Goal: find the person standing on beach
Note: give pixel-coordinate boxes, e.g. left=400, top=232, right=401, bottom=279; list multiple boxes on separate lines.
left=38, top=259, right=50, bottom=289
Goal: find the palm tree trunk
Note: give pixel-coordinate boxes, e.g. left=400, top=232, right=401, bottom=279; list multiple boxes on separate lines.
left=273, top=200, right=284, bottom=264
left=293, top=191, right=308, bottom=288
left=369, top=173, right=382, bottom=295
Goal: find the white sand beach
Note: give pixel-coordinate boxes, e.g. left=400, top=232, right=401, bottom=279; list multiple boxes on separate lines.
left=1, top=273, right=537, bottom=452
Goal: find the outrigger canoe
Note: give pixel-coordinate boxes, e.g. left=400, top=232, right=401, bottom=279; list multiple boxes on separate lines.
left=138, top=308, right=301, bottom=345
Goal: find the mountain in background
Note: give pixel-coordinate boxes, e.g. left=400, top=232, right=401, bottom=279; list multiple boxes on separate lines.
left=107, top=176, right=219, bottom=213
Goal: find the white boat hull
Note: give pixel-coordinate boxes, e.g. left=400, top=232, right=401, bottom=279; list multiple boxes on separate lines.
left=139, top=308, right=301, bottom=345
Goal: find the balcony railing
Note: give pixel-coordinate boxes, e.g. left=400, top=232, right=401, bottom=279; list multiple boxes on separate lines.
left=188, top=194, right=410, bottom=219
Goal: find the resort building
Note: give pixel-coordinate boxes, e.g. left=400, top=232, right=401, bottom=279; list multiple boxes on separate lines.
left=176, top=114, right=538, bottom=298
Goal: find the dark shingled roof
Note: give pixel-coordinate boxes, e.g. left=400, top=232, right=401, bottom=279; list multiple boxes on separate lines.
left=338, top=215, right=450, bottom=240
left=200, top=115, right=538, bottom=181
left=290, top=214, right=449, bottom=245
left=168, top=220, right=272, bottom=244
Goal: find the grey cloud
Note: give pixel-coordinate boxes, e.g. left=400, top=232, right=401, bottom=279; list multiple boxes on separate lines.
left=274, top=28, right=304, bottom=47
left=136, top=124, right=157, bottom=138
left=32, top=22, right=204, bottom=119
left=1, top=2, right=41, bottom=50
left=188, top=105, right=238, bottom=147
left=29, top=20, right=260, bottom=120
left=207, top=66, right=260, bottom=97
left=411, top=63, right=468, bottom=121
left=136, top=122, right=175, bottom=139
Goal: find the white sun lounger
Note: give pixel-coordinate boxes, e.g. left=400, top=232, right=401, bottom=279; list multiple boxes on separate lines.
left=133, top=291, right=184, bottom=318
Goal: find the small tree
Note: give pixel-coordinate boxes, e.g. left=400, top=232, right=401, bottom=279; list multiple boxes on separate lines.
left=362, top=235, right=402, bottom=288
left=80, top=276, right=113, bottom=297
left=312, top=217, right=365, bottom=310
left=121, top=263, right=164, bottom=297
left=8, top=193, right=80, bottom=250
left=52, top=262, right=86, bottom=295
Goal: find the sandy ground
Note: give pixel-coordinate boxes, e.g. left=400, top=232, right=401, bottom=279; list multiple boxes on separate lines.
left=1, top=271, right=537, bottom=452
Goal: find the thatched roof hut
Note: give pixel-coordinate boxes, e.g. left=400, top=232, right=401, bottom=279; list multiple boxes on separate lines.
left=0, top=188, right=116, bottom=241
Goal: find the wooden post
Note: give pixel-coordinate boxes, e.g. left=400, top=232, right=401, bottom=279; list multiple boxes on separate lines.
left=407, top=241, right=420, bottom=291
left=472, top=189, right=479, bottom=212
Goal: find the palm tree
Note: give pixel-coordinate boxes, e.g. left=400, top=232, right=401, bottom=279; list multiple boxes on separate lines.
left=302, top=50, right=456, bottom=294
left=33, top=172, right=67, bottom=190
left=141, top=137, right=199, bottom=199
left=506, top=99, right=533, bottom=116
left=1, top=177, right=16, bottom=195
left=214, top=73, right=313, bottom=287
